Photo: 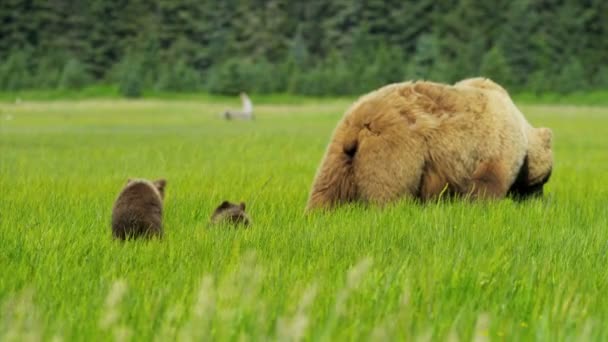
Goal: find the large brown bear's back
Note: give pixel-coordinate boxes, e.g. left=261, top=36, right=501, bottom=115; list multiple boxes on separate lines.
left=306, top=79, right=534, bottom=209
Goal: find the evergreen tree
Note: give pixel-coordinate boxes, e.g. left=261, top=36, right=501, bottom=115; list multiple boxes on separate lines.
left=440, top=0, right=508, bottom=80
left=498, top=0, right=540, bottom=88
left=117, top=53, right=145, bottom=98
left=86, top=1, right=123, bottom=78
left=386, top=1, right=435, bottom=55
left=595, top=67, right=608, bottom=88
left=0, top=0, right=605, bottom=95
left=554, top=58, right=588, bottom=94
left=321, top=0, right=364, bottom=54
left=230, top=0, right=290, bottom=62
left=59, top=58, right=92, bottom=90
left=0, top=0, right=35, bottom=57
left=157, top=0, right=210, bottom=70
left=480, top=46, right=512, bottom=87
left=408, top=33, right=448, bottom=82
left=0, top=50, right=33, bottom=90
left=585, top=0, right=608, bottom=85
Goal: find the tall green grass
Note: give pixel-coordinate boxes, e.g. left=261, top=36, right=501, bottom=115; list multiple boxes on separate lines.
left=1, top=100, right=607, bottom=340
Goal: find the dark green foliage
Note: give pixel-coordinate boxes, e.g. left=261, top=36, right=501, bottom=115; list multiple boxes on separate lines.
left=527, top=70, right=551, bottom=95
left=554, top=58, right=588, bottom=94
left=156, top=60, right=201, bottom=92
left=408, top=34, right=450, bottom=82
left=34, top=53, right=66, bottom=89
left=0, top=0, right=606, bottom=95
left=497, top=0, right=539, bottom=87
left=205, top=58, right=285, bottom=95
left=360, top=44, right=406, bottom=91
left=117, top=54, right=144, bottom=98
left=480, top=47, right=512, bottom=88
left=205, top=59, right=252, bottom=96
left=595, top=67, right=608, bottom=88
left=0, top=51, right=32, bottom=91
left=301, top=57, right=354, bottom=96
left=248, top=60, right=287, bottom=94
left=59, top=59, right=92, bottom=90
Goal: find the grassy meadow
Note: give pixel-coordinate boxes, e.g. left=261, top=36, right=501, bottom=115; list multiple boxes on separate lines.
left=1, top=97, right=607, bottom=341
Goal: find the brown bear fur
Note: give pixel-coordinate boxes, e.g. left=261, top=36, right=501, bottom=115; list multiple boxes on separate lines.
left=455, top=78, right=553, bottom=194
left=210, top=201, right=250, bottom=227
left=306, top=78, right=553, bottom=210
left=111, top=178, right=166, bottom=240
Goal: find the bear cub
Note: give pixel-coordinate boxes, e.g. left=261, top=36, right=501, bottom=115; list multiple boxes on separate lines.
left=210, top=201, right=250, bottom=227
left=111, top=178, right=166, bottom=240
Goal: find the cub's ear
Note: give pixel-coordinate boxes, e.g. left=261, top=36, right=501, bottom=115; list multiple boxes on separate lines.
left=153, top=179, right=167, bottom=196
left=538, top=127, right=553, bottom=149
left=240, top=202, right=246, bottom=211
left=218, top=200, right=231, bottom=210
left=126, top=178, right=133, bottom=184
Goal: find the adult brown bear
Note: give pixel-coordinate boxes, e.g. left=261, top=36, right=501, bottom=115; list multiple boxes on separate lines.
left=306, top=78, right=553, bottom=210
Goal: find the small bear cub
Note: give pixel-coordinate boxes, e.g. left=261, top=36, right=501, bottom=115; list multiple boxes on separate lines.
left=210, top=201, right=250, bottom=227
left=112, top=178, right=166, bottom=240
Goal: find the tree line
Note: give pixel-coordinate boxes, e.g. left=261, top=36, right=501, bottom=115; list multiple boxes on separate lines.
left=1, top=0, right=607, bottom=97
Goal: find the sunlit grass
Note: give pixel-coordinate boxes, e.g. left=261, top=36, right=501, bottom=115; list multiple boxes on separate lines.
left=1, top=99, right=607, bottom=340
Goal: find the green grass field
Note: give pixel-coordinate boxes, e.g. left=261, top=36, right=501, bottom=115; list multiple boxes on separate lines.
left=1, top=98, right=607, bottom=341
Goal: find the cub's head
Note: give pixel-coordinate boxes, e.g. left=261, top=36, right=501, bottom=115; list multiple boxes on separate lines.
left=126, top=178, right=167, bottom=200
left=210, top=201, right=250, bottom=227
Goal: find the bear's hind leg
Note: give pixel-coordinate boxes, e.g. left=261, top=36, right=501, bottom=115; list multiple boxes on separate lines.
left=353, top=128, right=426, bottom=205
left=468, top=160, right=510, bottom=199
left=306, top=141, right=358, bottom=210
left=418, top=163, right=454, bottom=201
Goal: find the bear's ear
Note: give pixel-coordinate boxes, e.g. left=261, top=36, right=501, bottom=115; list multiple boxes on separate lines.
left=538, top=128, right=553, bottom=149
left=153, top=179, right=167, bottom=197
left=217, top=200, right=231, bottom=210
left=240, top=202, right=246, bottom=211
left=126, top=178, right=133, bottom=184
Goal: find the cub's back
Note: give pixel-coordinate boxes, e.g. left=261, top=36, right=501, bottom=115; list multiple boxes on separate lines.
left=111, top=182, right=163, bottom=240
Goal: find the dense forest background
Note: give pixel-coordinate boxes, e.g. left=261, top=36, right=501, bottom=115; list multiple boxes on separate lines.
left=1, top=0, right=607, bottom=97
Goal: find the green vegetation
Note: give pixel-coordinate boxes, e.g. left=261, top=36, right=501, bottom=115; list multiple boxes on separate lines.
left=1, top=1, right=607, bottom=96
left=1, top=100, right=607, bottom=340
left=3, top=87, right=608, bottom=106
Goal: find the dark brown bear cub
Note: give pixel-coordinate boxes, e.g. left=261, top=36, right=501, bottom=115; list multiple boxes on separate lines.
left=210, top=201, right=250, bottom=227
left=111, top=178, right=166, bottom=240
